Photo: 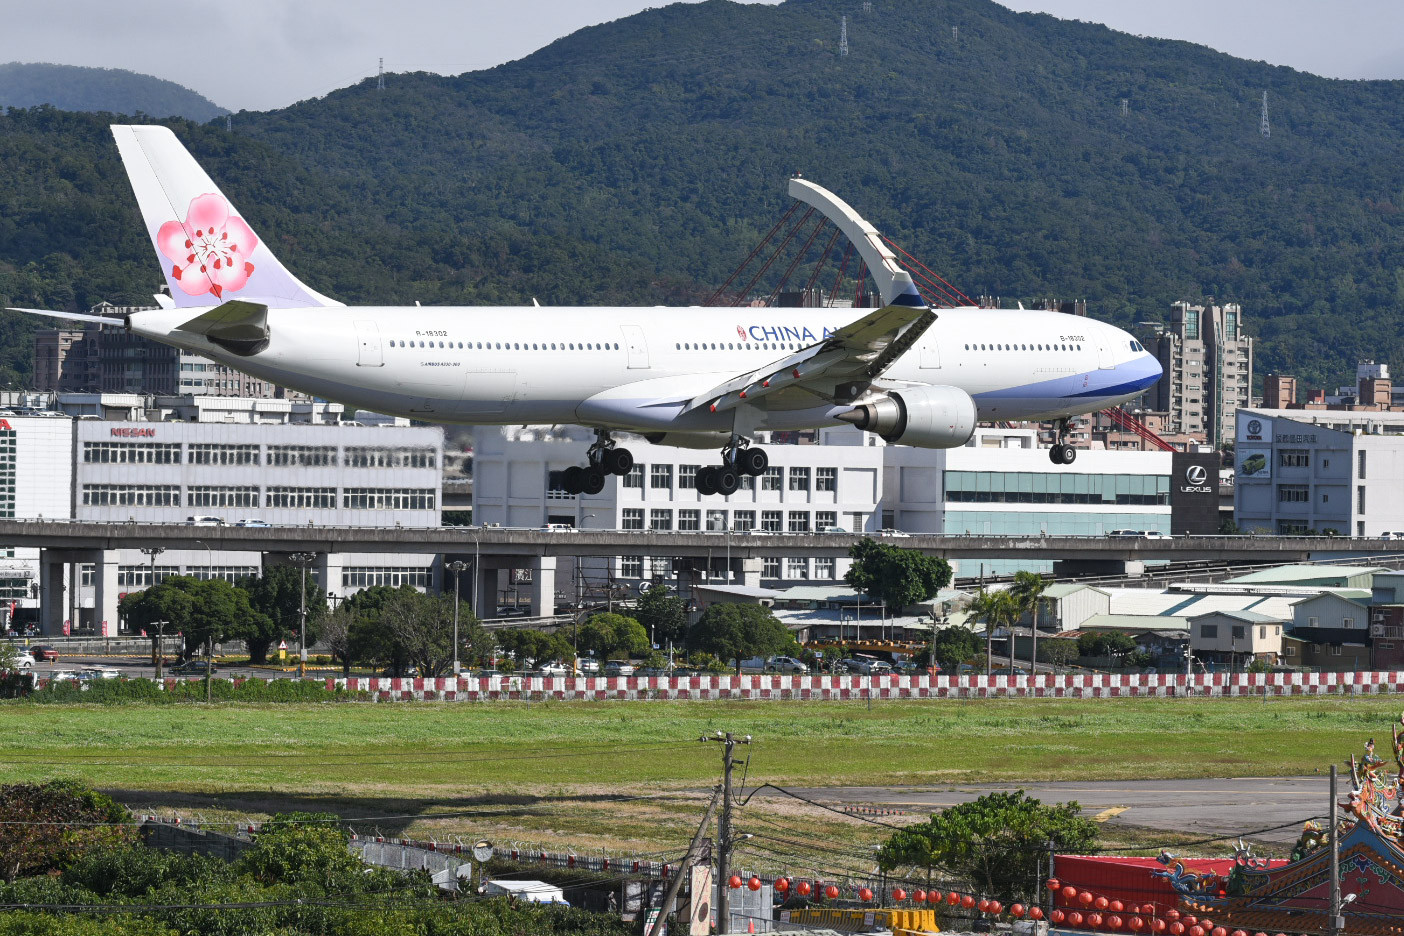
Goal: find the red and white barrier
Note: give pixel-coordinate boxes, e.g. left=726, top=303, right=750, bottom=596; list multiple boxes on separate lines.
left=326, top=671, right=1404, bottom=702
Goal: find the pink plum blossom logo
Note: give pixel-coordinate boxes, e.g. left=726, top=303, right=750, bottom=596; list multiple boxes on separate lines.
left=157, top=193, right=257, bottom=300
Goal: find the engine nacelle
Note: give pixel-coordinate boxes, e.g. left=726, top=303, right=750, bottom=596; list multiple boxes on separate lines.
left=839, top=385, right=977, bottom=448
left=643, top=431, right=732, bottom=450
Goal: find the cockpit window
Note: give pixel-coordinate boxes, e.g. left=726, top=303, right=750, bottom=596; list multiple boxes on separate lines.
left=1129, top=340, right=1144, bottom=352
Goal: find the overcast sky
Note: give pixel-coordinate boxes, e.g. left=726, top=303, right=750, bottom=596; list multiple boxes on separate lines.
left=3, top=0, right=1403, bottom=112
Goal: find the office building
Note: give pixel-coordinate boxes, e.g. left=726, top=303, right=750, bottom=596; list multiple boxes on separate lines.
left=1233, top=408, right=1404, bottom=537
left=1148, top=301, right=1253, bottom=447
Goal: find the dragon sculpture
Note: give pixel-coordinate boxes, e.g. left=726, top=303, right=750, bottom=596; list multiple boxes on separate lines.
left=1345, top=712, right=1404, bottom=840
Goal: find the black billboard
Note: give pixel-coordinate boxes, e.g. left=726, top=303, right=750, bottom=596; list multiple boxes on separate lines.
left=1170, top=452, right=1220, bottom=535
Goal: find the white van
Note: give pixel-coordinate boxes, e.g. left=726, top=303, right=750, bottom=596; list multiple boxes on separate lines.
left=185, top=516, right=224, bottom=526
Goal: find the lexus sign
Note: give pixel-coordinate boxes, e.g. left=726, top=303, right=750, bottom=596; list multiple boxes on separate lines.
left=1171, top=452, right=1220, bottom=535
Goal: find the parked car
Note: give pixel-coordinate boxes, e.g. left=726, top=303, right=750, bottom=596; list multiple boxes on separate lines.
left=537, top=661, right=570, bottom=677
left=577, top=659, right=600, bottom=674
left=672, top=667, right=700, bottom=677
left=764, top=656, right=809, bottom=674
left=842, top=658, right=891, bottom=675
left=81, top=666, right=122, bottom=680
left=895, top=660, right=919, bottom=674
left=1381, top=531, right=1404, bottom=540
left=10, top=651, right=34, bottom=670
left=604, top=661, right=635, bottom=676
left=48, top=669, right=81, bottom=682
left=991, top=666, right=1029, bottom=676
left=171, top=660, right=217, bottom=676
left=638, top=666, right=672, bottom=677
left=31, top=645, right=60, bottom=662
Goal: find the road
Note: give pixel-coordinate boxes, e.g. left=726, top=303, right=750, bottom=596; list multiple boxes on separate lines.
left=767, top=777, right=1334, bottom=845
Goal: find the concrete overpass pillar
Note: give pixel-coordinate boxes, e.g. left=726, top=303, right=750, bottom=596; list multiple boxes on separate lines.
left=736, top=557, right=764, bottom=589
left=316, top=553, right=343, bottom=605
left=38, top=552, right=66, bottom=636
left=530, top=557, right=556, bottom=617
left=474, top=563, right=495, bottom=618
left=91, top=552, right=120, bottom=637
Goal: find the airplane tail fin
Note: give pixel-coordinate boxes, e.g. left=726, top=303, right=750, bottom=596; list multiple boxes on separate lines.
left=111, top=125, right=341, bottom=309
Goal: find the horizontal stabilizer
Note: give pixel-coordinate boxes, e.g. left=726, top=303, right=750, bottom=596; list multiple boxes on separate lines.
left=177, top=299, right=269, bottom=356
left=5, top=307, right=126, bottom=326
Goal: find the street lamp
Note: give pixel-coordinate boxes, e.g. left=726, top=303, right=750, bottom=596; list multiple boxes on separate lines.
left=289, top=552, right=317, bottom=678
left=448, top=560, right=468, bottom=676
left=140, top=546, right=166, bottom=677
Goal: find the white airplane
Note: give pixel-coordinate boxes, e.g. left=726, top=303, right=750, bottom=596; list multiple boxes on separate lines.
left=10, top=125, right=1161, bottom=497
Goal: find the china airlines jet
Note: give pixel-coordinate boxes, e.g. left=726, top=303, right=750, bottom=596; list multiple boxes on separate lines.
left=10, top=125, right=1161, bottom=497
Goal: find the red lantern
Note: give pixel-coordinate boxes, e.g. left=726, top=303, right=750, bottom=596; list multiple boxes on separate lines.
left=1063, top=885, right=1079, bottom=901
left=1011, top=903, right=1026, bottom=918
left=979, top=899, right=990, bottom=912
left=1080, top=891, right=1096, bottom=906
left=1109, top=914, right=1124, bottom=929
left=988, top=900, right=1003, bottom=915
left=748, top=877, right=762, bottom=891
left=1151, top=921, right=1167, bottom=934
left=1111, top=900, right=1125, bottom=913
left=1232, top=931, right=1247, bottom=936
left=1212, top=928, right=1227, bottom=936
left=961, top=894, right=976, bottom=909
left=775, top=878, right=790, bottom=893
left=1143, top=905, right=1158, bottom=916
left=893, top=888, right=907, bottom=901
left=1068, top=912, right=1084, bottom=926
left=947, top=892, right=961, bottom=906
left=1168, top=924, right=1184, bottom=936
left=1047, top=877, right=1062, bottom=891
left=1166, top=910, right=1182, bottom=923
left=912, top=889, right=926, bottom=903
left=1051, top=910, right=1066, bottom=924
left=1095, top=896, right=1111, bottom=910
left=1189, top=927, right=1205, bottom=936
left=1030, top=907, right=1045, bottom=921
left=1088, top=913, right=1104, bottom=927
left=824, top=884, right=840, bottom=899
left=1129, top=916, right=1145, bottom=931
left=728, top=875, right=743, bottom=889
left=796, top=881, right=811, bottom=897
left=859, top=888, right=873, bottom=902
left=1198, top=920, right=1212, bottom=930
left=1183, top=916, right=1198, bottom=927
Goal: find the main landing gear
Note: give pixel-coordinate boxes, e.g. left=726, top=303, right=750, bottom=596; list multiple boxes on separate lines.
left=1048, top=418, right=1078, bottom=466
left=696, top=439, right=768, bottom=497
left=561, top=430, right=634, bottom=495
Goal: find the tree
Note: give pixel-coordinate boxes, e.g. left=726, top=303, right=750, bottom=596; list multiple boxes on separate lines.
left=578, top=612, right=650, bottom=659
left=319, top=603, right=355, bottom=676
left=1008, top=571, right=1049, bottom=673
left=496, top=628, right=574, bottom=668
left=967, top=589, right=1019, bottom=672
left=240, top=565, right=327, bottom=665
left=0, top=780, right=135, bottom=882
left=119, top=576, right=260, bottom=667
left=876, top=790, right=1097, bottom=902
left=928, top=625, right=981, bottom=671
left=119, top=580, right=193, bottom=676
left=686, top=604, right=796, bottom=674
left=1036, top=639, right=1079, bottom=672
left=845, top=538, right=953, bottom=612
left=1077, top=631, right=1137, bottom=662
left=633, top=585, right=687, bottom=648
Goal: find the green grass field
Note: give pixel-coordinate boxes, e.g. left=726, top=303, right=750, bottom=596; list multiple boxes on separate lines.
left=0, top=695, right=1392, bottom=855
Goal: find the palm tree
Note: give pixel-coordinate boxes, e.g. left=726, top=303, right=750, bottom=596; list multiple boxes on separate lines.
left=1009, top=571, right=1050, bottom=674
left=968, top=589, right=1018, bottom=673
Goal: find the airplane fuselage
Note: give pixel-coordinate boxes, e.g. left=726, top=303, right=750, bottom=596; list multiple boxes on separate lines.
left=128, top=304, right=1162, bottom=433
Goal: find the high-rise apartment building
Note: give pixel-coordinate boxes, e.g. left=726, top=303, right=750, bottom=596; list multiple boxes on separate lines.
left=1149, top=301, right=1253, bottom=447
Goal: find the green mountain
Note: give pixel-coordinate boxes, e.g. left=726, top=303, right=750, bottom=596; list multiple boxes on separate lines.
left=0, top=63, right=227, bottom=122
left=3, top=0, right=1404, bottom=391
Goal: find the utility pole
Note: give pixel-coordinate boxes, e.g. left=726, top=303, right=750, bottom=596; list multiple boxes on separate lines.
left=1330, top=764, right=1342, bottom=936
left=448, top=560, right=467, bottom=675
left=141, top=546, right=165, bottom=678
left=702, top=731, right=751, bottom=934
left=1260, top=90, right=1270, bottom=139
left=648, top=786, right=722, bottom=936
left=290, top=552, right=317, bottom=678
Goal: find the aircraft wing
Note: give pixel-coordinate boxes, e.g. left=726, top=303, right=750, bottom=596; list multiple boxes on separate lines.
left=5, top=307, right=129, bottom=326
left=682, top=303, right=936, bottom=415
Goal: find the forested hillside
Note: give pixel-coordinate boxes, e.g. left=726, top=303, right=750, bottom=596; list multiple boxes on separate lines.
left=0, top=63, right=226, bottom=122
left=4, top=0, right=1404, bottom=389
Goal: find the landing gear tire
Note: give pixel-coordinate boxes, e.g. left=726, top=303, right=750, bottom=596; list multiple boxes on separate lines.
left=1049, top=445, right=1064, bottom=465
left=1049, top=444, right=1077, bottom=465
left=737, top=447, right=768, bottom=476
left=601, top=447, right=634, bottom=476
left=715, top=465, right=741, bottom=496
left=1061, top=445, right=1077, bottom=465
left=562, top=465, right=585, bottom=495
left=581, top=467, right=606, bottom=495
left=696, top=466, right=719, bottom=496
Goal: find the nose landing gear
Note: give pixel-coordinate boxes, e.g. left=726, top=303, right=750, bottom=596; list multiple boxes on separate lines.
left=1048, top=419, right=1078, bottom=465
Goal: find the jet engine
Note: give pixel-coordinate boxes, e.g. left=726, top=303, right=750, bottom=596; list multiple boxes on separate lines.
left=836, top=385, right=977, bottom=448
left=643, top=431, right=733, bottom=450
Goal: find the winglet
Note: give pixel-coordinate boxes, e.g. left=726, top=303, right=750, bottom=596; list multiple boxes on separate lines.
left=787, top=178, right=926, bottom=308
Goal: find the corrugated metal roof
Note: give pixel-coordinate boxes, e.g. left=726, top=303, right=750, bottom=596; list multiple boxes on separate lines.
left=1080, top=613, right=1189, bottom=631
left=1044, top=582, right=1108, bottom=599
left=1225, top=564, right=1387, bottom=584
left=1185, top=608, right=1280, bottom=623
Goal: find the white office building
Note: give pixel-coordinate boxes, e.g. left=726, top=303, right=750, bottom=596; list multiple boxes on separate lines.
left=1234, top=408, right=1404, bottom=537
left=471, top=424, right=1172, bottom=588
left=0, top=398, right=444, bottom=632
